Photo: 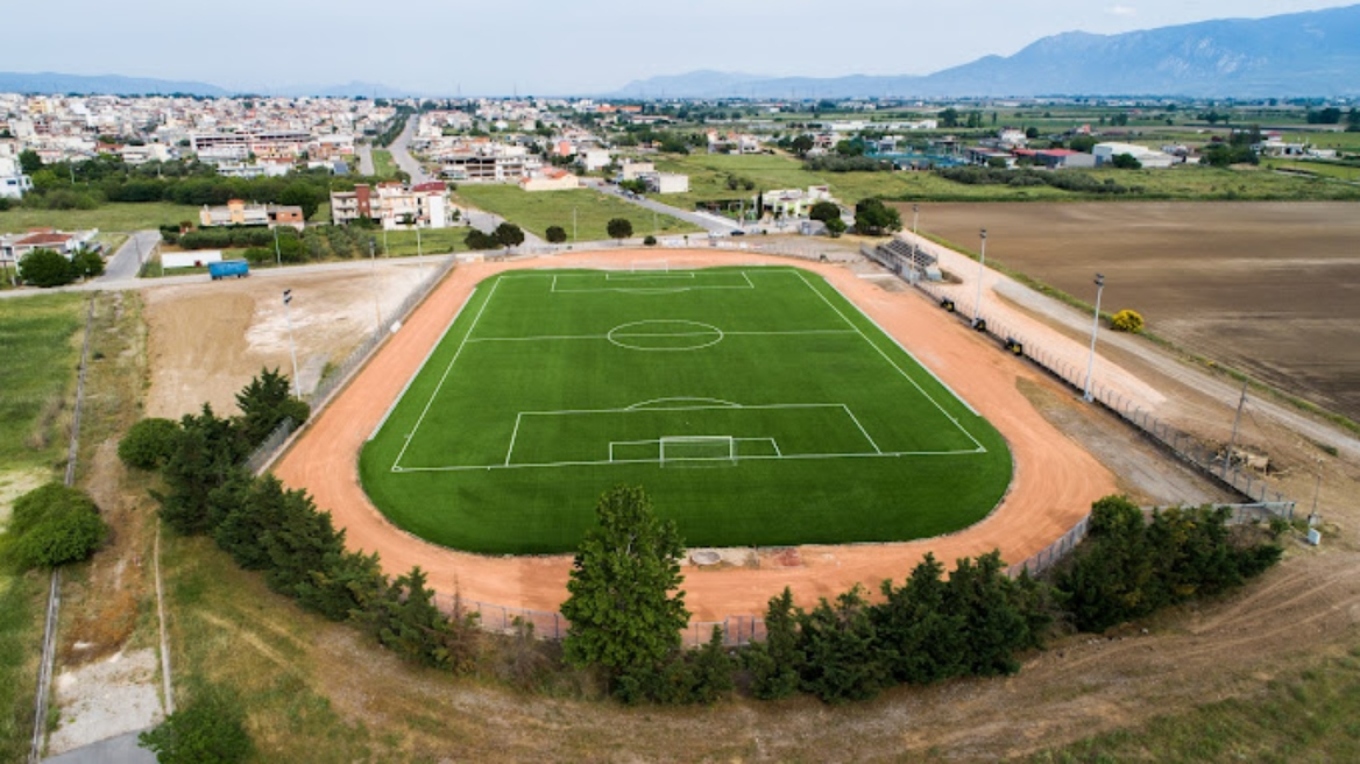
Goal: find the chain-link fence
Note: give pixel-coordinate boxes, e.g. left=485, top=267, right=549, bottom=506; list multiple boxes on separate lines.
left=433, top=593, right=766, bottom=648
left=909, top=278, right=1296, bottom=512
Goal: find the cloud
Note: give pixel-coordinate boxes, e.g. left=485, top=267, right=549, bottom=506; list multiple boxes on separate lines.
left=1107, top=4, right=1137, bottom=15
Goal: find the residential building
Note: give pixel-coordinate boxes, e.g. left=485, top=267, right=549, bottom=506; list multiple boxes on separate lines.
left=758, top=186, right=833, bottom=218
left=0, top=228, right=99, bottom=268
left=331, top=182, right=452, bottom=229
left=642, top=172, right=689, bottom=194
left=620, top=160, right=655, bottom=181
left=580, top=148, right=612, bottom=172
left=198, top=199, right=306, bottom=230
left=519, top=168, right=581, bottom=192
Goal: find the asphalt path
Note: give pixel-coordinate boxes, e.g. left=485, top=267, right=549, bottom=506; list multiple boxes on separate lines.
left=387, top=116, right=430, bottom=184
left=98, top=231, right=161, bottom=282
left=582, top=178, right=739, bottom=236
left=356, top=142, right=375, bottom=176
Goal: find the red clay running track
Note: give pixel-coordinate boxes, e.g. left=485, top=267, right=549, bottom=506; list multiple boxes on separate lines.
left=274, top=251, right=1116, bottom=620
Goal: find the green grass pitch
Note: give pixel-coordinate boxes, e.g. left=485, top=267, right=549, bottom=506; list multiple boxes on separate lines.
left=359, top=266, right=1012, bottom=555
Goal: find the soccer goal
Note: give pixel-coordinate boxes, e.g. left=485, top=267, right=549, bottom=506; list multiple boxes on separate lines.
left=659, top=435, right=736, bottom=466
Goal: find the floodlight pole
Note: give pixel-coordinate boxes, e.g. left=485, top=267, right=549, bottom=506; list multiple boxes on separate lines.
left=912, top=203, right=919, bottom=239
left=972, top=228, right=987, bottom=323
left=1082, top=273, right=1105, bottom=402
left=368, top=240, right=382, bottom=334
left=272, top=225, right=281, bottom=267
left=282, top=289, right=300, bottom=398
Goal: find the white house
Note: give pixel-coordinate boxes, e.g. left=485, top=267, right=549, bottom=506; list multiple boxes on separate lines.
left=620, top=160, right=655, bottom=181
left=580, top=149, right=612, bottom=172
left=642, top=172, right=689, bottom=194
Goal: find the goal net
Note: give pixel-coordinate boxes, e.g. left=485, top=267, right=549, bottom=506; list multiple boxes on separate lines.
left=659, top=435, right=736, bottom=466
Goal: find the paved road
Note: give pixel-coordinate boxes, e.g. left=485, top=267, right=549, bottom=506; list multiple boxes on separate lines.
left=582, top=179, right=740, bottom=236
left=98, top=231, right=160, bottom=282
left=387, top=116, right=430, bottom=184
left=43, top=730, right=156, bottom=764
left=356, top=142, right=375, bottom=176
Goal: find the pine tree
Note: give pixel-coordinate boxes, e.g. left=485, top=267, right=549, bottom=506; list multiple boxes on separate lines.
left=745, top=587, right=802, bottom=699
left=561, top=486, right=689, bottom=680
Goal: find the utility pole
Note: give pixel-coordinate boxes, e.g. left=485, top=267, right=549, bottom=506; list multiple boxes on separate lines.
left=1224, top=379, right=1249, bottom=478
left=572, top=206, right=578, bottom=243
left=282, top=289, right=300, bottom=398
left=272, top=225, right=282, bottom=267
left=368, top=240, right=382, bottom=334
left=1082, top=273, right=1106, bottom=402
left=972, top=228, right=987, bottom=324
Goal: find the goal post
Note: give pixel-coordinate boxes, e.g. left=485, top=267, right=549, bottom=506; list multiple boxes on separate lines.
left=659, top=435, right=736, bottom=466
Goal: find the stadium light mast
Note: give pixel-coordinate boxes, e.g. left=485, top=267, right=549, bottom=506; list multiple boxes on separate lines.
left=282, top=289, right=300, bottom=398
left=1082, top=273, right=1106, bottom=402
left=272, top=225, right=282, bottom=266
left=912, top=204, right=919, bottom=239
left=972, top=228, right=987, bottom=324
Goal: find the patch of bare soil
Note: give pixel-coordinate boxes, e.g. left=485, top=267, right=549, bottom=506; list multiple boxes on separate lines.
left=47, top=649, right=162, bottom=756
left=142, top=262, right=434, bottom=419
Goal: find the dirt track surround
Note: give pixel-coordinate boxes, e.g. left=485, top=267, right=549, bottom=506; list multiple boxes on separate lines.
left=272, top=249, right=1117, bottom=628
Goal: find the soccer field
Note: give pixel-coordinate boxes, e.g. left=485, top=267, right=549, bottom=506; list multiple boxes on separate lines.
left=359, top=265, right=1011, bottom=554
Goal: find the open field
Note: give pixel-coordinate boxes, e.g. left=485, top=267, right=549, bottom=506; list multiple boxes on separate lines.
left=0, top=294, right=86, bottom=471
left=651, top=154, right=1360, bottom=208
left=454, top=185, right=700, bottom=240
left=906, top=201, right=1360, bottom=423
left=0, top=202, right=200, bottom=233
left=361, top=266, right=1010, bottom=554
left=1264, top=158, right=1360, bottom=181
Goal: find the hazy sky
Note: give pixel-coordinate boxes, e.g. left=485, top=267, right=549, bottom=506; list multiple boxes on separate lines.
left=3, top=0, right=1355, bottom=94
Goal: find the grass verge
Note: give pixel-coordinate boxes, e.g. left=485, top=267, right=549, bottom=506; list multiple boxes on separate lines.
left=455, top=185, right=701, bottom=241
left=0, top=294, right=87, bottom=471
left=1033, top=647, right=1360, bottom=763
left=0, top=202, right=201, bottom=234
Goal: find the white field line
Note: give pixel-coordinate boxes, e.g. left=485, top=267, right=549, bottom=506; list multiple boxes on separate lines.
left=822, top=276, right=982, bottom=419
left=438, top=403, right=956, bottom=471
left=395, top=448, right=982, bottom=473
left=392, top=276, right=503, bottom=470
left=370, top=288, right=476, bottom=442
left=551, top=271, right=755, bottom=294
left=840, top=405, right=883, bottom=454
left=607, top=271, right=696, bottom=281
left=465, top=328, right=855, bottom=344
left=505, top=412, right=524, bottom=466
left=793, top=270, right=986, bottom=453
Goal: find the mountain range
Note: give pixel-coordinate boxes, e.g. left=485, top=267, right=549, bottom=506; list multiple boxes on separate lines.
left=3, top=5, right=1359, bottom=99
left=612, top=4, right=1360, bottom=99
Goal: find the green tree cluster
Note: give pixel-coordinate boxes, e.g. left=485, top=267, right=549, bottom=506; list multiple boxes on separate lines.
left=138, top=684, right=253, bottom=764
left=140, top=373, right=480, bottom=675
left=17, top=247, right=102, bottom=288
left=117, top=417, right=181, bottom=470
left=606, top=218, right=634, bottom=241
left=853, top=198, right=903, bottom=236
left=2, top=483, right=107, bottom=570
left=743, top=551, right=1048, bottom=703
left=544, top=225, right=568, bottom=244
left=1054, top=496, right=1283, bottom=633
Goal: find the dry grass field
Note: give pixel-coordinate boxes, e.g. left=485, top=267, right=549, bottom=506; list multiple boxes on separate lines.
left=904, top=201, right=1360, bottom=422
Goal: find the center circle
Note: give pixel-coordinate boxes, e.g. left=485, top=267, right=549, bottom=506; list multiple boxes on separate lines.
left=606, top=320, right=724, bottom=351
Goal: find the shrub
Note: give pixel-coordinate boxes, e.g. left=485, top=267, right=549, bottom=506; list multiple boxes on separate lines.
left=643, top=235, right=657, bottom=246
left=18, top=248, right=75, bottom=288
left=4, top=483, right=107, bottom=569
left=118, top=417, right=182, bottom=470
left=545, top=225, right=568, bottom=244
left=1110, top=309, right=1144, bottom=333
left=71, top=248, right=105, bottom=279
left=138, top=684, right=253, bottom=764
